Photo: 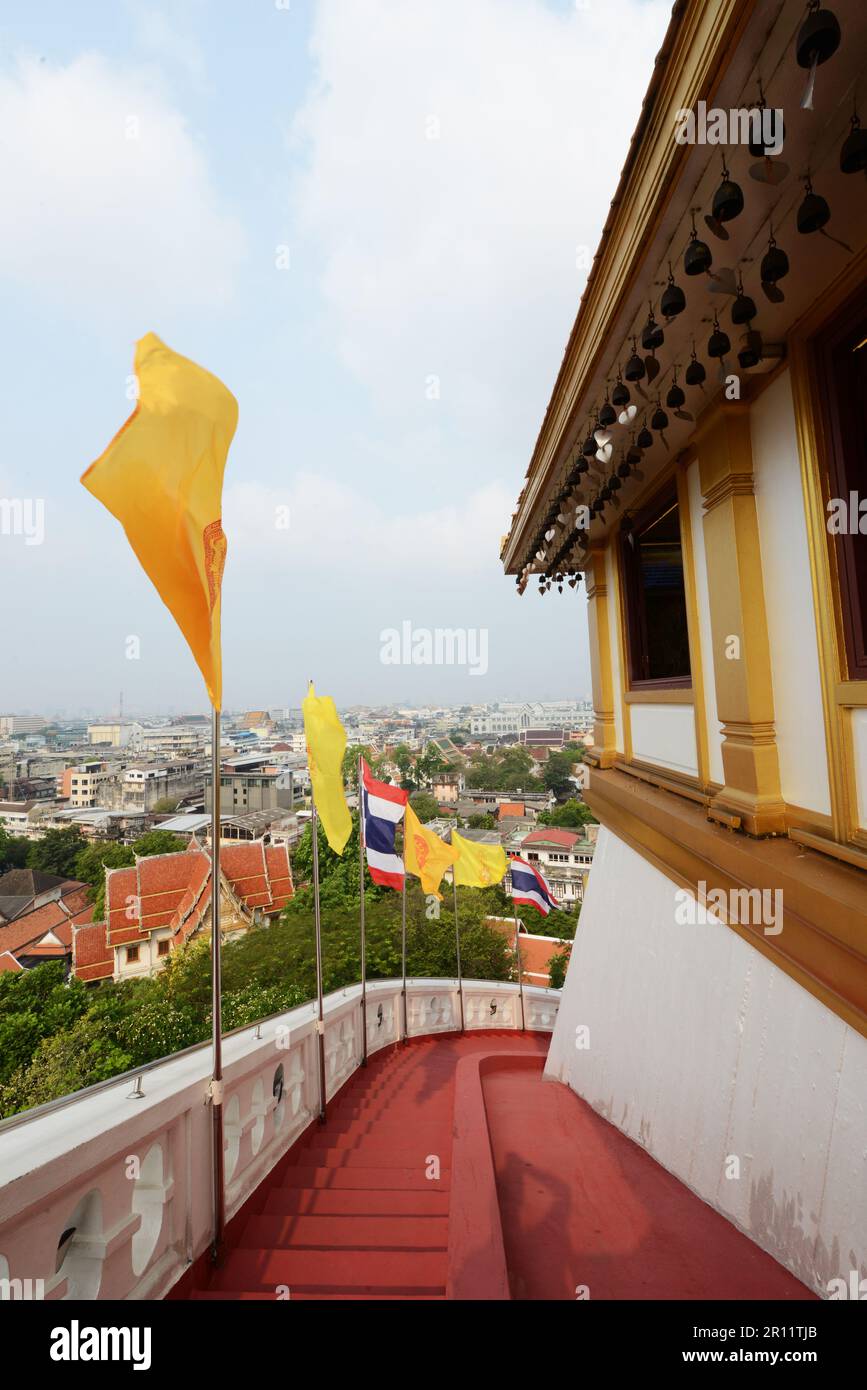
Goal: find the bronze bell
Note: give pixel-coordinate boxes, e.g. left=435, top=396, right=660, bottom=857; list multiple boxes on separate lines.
left=626, top=444, right=643, bottom=466
left=748, top=106, right=786, bottom=159
left=666, top=380, right=685, bottom=409
left=684, top=224, right=713, bottom=276
left=731, top=278, right=757, bottom=326
left=651, top=404, right=669, bottom=431
left=797, top=4, right=841, bottom=110
left=841, top=113, right=867, bottom=174
left=624, top=340, right=646, bottom=382
left=708, top=316, right=731, bottom=359
left=636, top=426, right=653, bottom=449
left=738, top=330, right=763, bottom=370
left=797, top=179, right=830, bottom=233
left=617, top=459, right=631, bottom=479
left=660, top=265, right=686, bottom=320
left=760, top=233, right=789, bottom=302
left=706, top=162, right=744, bottom=241
left=641, top=304, right=664, bottom=351
left=685, top=349, right=706, bottom=386
left=612, top=377, right=630, bottom=408
left=608, top=473, right=622, bottom=492
left=599, top=399, right=617, bottom=428
left=582, top=432, right=598, bottom=457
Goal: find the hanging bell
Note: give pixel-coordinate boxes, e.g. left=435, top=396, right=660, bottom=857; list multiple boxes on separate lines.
left=798, top=178, right=830, bottom=233
left=624, top=340, right=646, bottom=382
left=840, top=113, right=867, bottom=174
left=599, top=399, right=617, bottom=428
left=685, top=347, right=706, bottom=387
left=641, top=304, right=664, bottom=351
left=666, top=380, right=686, bottom=410
left=708, top=316, right=731, bottom=359
left=617, top=459, right=631, bottom=479
left=608, top=473, right=622, bottom=493
left=738, top=330, right=763, bottom=370
left=684, top=216, right=713, bottom=276
left=626, top=444, right=643, bottom=466
left=651, top=403, right=669, bottom=431
left=748, top=104, right=786, bottom=159
left=760, top=232, right=789, bottom=302
left=796, top=3, right=842, bottom=111
left=731, top=277, right=757, bottom=326
left=636, top=425, right=653, bottom=449
left=582, top=431, right=598, bottom=457
left=612, top=376, right=630, bottom=409
left=661, top=266, right=686, bottom=321
left=706, top=161, right=745, bottom=241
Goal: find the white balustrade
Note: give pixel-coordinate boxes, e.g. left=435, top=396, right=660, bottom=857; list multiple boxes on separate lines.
left=0, top=977, right=558, bottom=1302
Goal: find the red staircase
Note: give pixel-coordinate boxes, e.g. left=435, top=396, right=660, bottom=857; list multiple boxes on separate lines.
left=192, top=1033, right=544, bottom=1301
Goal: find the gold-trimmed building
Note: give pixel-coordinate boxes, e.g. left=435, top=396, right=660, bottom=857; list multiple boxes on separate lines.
left=502, top=0, right=867, bottom=1294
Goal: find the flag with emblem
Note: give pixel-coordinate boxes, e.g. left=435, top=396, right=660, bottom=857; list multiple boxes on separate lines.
left=81, top=332, right=237, bottom=710
left=403, top=803, right=457, bottom=900
left=451, top=829, right=508, bottom=888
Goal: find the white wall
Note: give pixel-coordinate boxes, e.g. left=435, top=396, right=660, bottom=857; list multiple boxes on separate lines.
left=630, top=703, right=698, bottom=777
left=546, top=825, right=867, bottom=1295
left=751, top=371, right=832, bottom=817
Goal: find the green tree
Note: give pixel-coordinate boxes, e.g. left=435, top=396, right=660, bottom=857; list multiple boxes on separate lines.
left=537, top=798, right=597, bottom=829
left=542, top=751, right=578, bottom=801
left=74, top=842, right=136, bottom=895
left=408, top=791, right=439, bottom=823
left=392, top=744, right=416, bottom=791
left=132, top=829, right=186, bottom=858
left=467, top=813, right=495, bottom=829
left=416, top=745, right=446, bottom=788
left=547, top=943, right=571, bottom=989
left=150, top=797, right=179, bottom=814
left=27, top=826, right=89, bottom=879
left=0, top=826, right=30, bottom=874
left=342, top=744, right=384, bottom=792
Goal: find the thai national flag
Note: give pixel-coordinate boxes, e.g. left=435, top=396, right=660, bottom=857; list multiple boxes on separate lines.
left=509, top=855, right=558, bottom=916
left=361, top=758, right=409, bottom=891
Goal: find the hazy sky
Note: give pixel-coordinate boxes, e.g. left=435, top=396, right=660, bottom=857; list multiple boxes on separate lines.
left=0, top=0, right=670, bottom=718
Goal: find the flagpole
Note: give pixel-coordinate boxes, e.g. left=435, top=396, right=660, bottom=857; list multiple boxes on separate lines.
left=311, top=798, right=328, bottom=1123
left=209, top=704, right=225, bottom=1263
left=401, top=872, right=408, bottom=1043
left=510, top=862, right=526, bottom=1032
left=452, top=874, right=465, bottom=1033
left=358, top=753, right=368, bottom=1066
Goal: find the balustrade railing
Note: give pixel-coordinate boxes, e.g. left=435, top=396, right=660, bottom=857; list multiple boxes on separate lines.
left=0, top=976, right=559, bottom=1302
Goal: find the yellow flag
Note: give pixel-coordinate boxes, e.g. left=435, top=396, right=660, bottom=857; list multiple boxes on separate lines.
left=404, top=804, right=456, bottom=900
left=452, top=829, right=508, bottom=888
left=302, top=683, right=352, bottom=855
left=81, top=333, right=237, bottom=710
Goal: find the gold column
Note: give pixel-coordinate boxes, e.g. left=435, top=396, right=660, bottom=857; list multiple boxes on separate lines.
left=698, top=405, right=786, bottom=835
left=585, top=546, right=619, bottom=768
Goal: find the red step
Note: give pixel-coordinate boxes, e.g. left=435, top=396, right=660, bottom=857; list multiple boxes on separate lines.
left=209, top=1247, right=447, bottom=1296
left=278, top=1166, right=450, bottom=1191
left=262, top=1187, right=450, bottom=1217
left=238, top=1214, right=448, bottom=1250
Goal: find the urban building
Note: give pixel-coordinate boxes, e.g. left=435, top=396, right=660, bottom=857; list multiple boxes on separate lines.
left=0, top=715, right=46, bottom=737
left=518, top=828, right=595, bottom=908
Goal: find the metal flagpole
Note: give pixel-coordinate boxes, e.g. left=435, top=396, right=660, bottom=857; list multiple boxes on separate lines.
left=311, top=798, right=328, bottom=1122
left=510, top=863, right=526, bottom=1032
left=209, top=705, right=225, bottom=1263
left=452, top=874, right=465, bottom=1033
left=358, top=753, right=368, bottom=1065
left=401, top=872, right=408, bottom=1042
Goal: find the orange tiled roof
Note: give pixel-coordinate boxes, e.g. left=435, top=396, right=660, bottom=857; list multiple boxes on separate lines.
left=73, top=921, right=113, bottom=982
left=0, top=887, right=94, bottom=961
left=490, top=919, right=570, bottom=986
left=0, top=951, right=23, bottom=973
left=497, top=802, right=525, bottom=818
left=522, top=828, right=581, bottom=849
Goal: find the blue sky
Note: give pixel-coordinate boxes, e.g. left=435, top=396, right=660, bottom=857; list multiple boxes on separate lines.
left=0, top=0, right=670, bottom=718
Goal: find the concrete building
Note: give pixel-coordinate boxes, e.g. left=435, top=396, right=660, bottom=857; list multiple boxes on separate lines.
left=0, top=716, right=46, bottom=737
left=86, top=722, right=144, bottom=748
left=204, top=768, right=298, bottom=815
left=518, top=828, right=596, bottom=908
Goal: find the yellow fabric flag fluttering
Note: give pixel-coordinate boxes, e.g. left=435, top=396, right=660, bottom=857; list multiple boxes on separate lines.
left=451, top=829, right=508, bottom=889
left=403, top=804, right=457, bottom=900
left=302, top=683, right=352, bottom=855
left=81, top=333, right=238, bottom=710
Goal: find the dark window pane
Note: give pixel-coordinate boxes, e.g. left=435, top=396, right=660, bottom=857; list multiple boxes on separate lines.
left=622, top=486, right=692, bottom=685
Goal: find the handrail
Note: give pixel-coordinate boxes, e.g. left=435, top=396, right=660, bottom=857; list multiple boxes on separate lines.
left=0, top=975, right=553, bottom=1137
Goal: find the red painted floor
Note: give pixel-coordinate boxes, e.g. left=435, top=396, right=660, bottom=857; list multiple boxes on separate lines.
left=187, top=1033, right=814, bottom=1300
left=483, top=1060, right=816, bottom=1301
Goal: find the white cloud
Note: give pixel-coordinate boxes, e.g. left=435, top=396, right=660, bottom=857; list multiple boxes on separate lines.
left=224, top=472, right=514, bottom=577
left=0, top=54, right=244, bottom=318
left=289, top=0, right=671, bottom=458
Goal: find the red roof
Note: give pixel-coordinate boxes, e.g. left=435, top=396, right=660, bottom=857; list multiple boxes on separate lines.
left=522, top=828, right=581, bottom=849
left=0, top=951, right=23, bottom=973
left=0, top=885, right=95, bottom=962
left=497, top=802, right=524, bottom=819
left=75, top=842, right=294, bottom=982
left=489, top=919, right=571, bottom=986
